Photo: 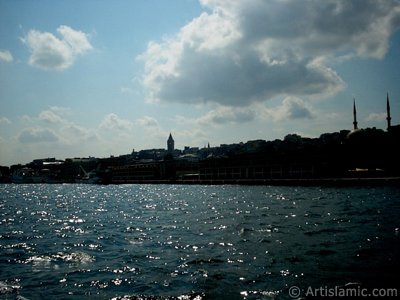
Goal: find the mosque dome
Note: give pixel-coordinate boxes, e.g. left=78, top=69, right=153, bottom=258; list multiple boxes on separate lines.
left=346, top=128, right=363, bottom=140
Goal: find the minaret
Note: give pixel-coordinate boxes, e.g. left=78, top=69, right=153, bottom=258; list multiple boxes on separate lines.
left=353, top=98, right=358, bottom=130
left=386, top=93, right=391, bottom=131
left=167, top=133, right=174, bottom=153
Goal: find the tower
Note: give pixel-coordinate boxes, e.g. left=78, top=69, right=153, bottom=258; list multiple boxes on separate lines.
left=167, top=133, right=174, bottom=153
left=353, top=98, right=358, bottom=130
left=387, top=93, right=391, bottom=131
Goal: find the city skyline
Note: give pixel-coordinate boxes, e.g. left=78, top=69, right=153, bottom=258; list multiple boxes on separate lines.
left=1, top=0, right=400, bottom=166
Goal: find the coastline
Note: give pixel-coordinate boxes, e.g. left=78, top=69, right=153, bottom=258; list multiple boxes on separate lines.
left=109, top=177, right=400, bottom=186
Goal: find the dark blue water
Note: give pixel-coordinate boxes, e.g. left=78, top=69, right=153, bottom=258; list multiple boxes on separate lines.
left=0, top=184, right=399, bottom=299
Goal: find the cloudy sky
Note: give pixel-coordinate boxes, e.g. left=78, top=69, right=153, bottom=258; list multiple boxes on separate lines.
left=1, top=0, right=400, bottom=166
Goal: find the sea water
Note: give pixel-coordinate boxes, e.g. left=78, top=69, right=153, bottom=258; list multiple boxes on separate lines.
left=0, top=184, right=399, bottom=299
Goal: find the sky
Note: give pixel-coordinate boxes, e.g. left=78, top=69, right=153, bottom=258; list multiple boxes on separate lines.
left=1, top=0, right=400, bottom=166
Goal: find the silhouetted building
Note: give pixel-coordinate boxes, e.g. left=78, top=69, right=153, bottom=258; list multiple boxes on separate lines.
left=347, top=98, right=363, bottom=141
left=5, top=94, right=400, bottom=184
left=353, top=98, right=358, bottom=130
left=387, top=93, right=392, bottom=131
left=167, top=133, right=174, bottom=153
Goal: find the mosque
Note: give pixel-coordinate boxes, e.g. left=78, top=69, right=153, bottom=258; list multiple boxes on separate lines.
left=346, top=93, right=400, bottom=176
left=348, top=93, right=399, bottom=139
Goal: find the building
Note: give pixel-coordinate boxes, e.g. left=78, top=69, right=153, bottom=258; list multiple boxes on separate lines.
left=386, top=93, right=391, bottom=131
left=353, top=98, right=358, bottom=130
left=350, top=93, right=397, bottom=134
left=111, top=161, right=161, bottom=183
left=167, top=133, right=174, bottom=153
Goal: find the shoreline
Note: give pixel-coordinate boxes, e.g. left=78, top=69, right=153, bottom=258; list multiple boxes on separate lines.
left=2, top=177, right=400, bottom=186
left=109, top=177, right=400, bottom=186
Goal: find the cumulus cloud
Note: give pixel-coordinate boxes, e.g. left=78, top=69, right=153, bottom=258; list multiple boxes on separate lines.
left=0, top=117, right=11, bottom=125
left=263, top=97, right=316, bottom=121
left=366, top=112, right=387, bottom=122
left=57, top=25, right=92, bottom=55
left=208, top=0, right=400, bottom=59
left=38, top=107, right=71, bottom=124
left=177, top=97, right=314, bottom=126
left=99, top=113, right=133, bottom=131
left=136, top=116, right=159, bottom=127
left=282, top=97, right=316, bottom=120
left=175, top=128, right=208, bottom=144
left=0, top=50, right=13, bottom=63
left=21, top=25, right=92, bottom=71
left=139, top=0, right=400, bottom=106
left=174, top=105, right=256, bottom=127
left=39, top=110, right=65, bottom=124
left=197, top=106, right=255, bottom=125
left=18, top=128, right=59, bottom=143
left=60, top=124, right=99, bottom=144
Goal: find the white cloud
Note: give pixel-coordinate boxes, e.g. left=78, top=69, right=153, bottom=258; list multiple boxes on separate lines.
left=20, top=115, right=34, bottom=123
left=99, top=113, right=133, bottom=131
left=18, top=127, right=59, bottom=143
left=17, top=107, right=98, bottom=147
left=0, top=117, right=11, bottom=125
left=22, top=25, right=92, bottom=71
left=60, top=124, right=99, bottom=144
left=262, top=97, right=316, bottom=122
left=39, top=110, right=65, bottom=124
left=136, top=116, right=159, bottom=127
left=175, top=128, right=208, bottom=147
left=139, top=0, right=400, bottom=107
left=197, top=106, right=255, bottom=126
left=48, top=106, right=71, bottom=115
left=57, top=25, right=92, bottom=55
left=176, top=98, right=314, bottom=127
left=38, top=107, right=71, bottom=124
left=0, top=50, right=13, bottom=63
left=366, top=112, right=386, bottom=122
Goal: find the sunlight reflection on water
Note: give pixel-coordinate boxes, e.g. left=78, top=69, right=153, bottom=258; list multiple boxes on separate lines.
left=0, top=184, right=399, bottom=299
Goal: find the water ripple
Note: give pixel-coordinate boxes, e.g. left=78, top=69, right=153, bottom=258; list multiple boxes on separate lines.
left=0, top=184, right=399, bottom=299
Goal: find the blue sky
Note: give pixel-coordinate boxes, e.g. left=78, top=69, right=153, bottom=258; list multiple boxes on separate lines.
left=1, top=0, right=400, bottom=166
